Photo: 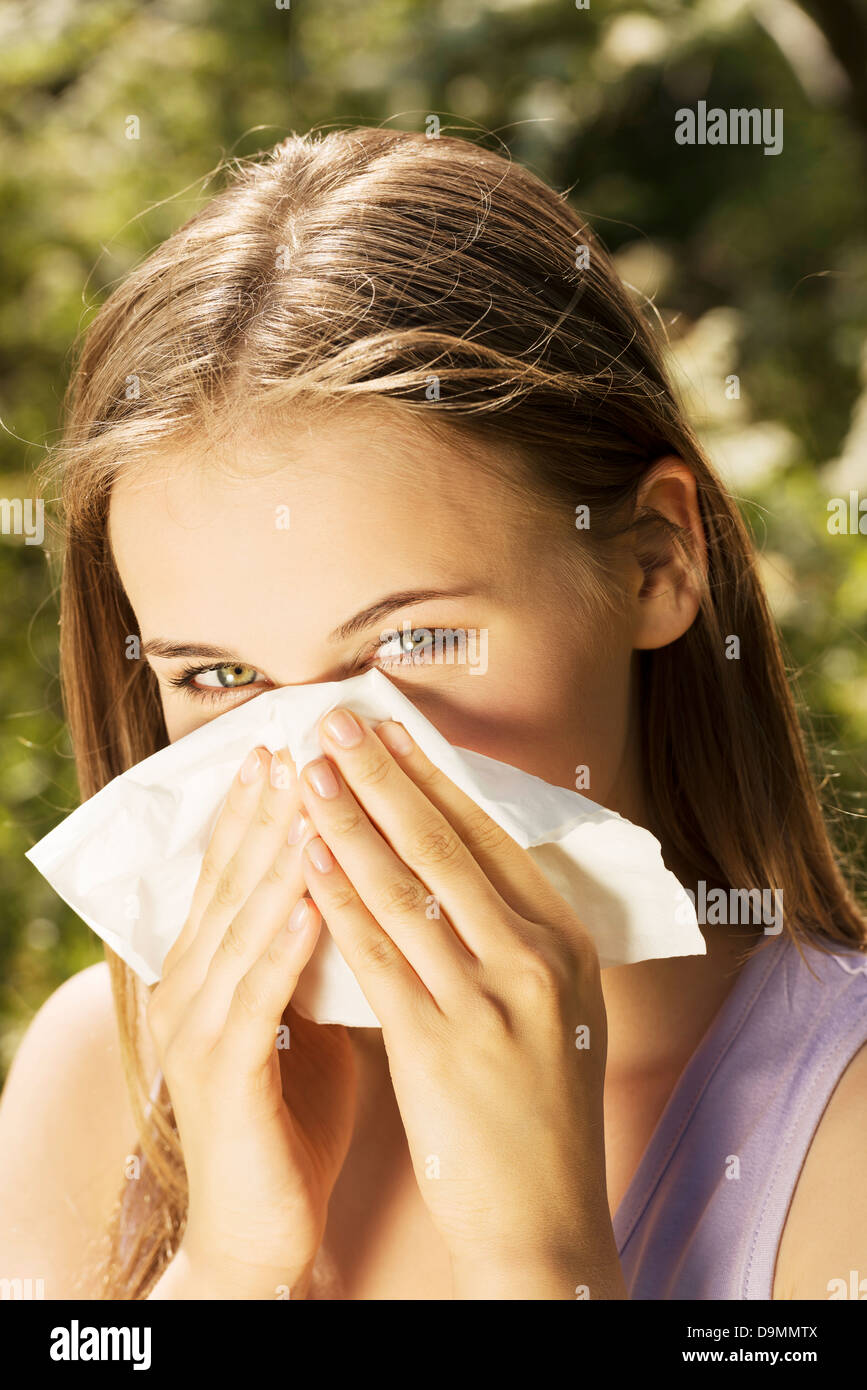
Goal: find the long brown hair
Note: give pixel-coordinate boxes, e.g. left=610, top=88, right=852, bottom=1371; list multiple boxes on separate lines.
left=36, top=126, right=865, bottom=1299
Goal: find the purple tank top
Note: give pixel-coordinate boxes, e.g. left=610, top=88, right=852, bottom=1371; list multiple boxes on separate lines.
left=613, top=930, right=867, bottom=1299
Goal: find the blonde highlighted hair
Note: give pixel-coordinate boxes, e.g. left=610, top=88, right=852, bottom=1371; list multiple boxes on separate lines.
left=36, top=126, right=865, bottom=1298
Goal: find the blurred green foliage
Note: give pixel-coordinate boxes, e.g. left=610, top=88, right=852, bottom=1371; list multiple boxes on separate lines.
left=1, top=0, right=865, bottom=1082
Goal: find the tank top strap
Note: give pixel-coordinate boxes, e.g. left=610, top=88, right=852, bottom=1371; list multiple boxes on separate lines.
left=613, top=930, right=867, bottom=1299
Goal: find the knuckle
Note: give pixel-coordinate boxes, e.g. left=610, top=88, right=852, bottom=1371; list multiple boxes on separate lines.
left=410, top=983, right=450, bottom=1041
left=534, top=919, right=597, bottom=988
left=235, top=1053, right=278, bottom=1098
left=263, top=851, right=292, bottom=887
left=376, top=875, right=428, bottom=918
left=218, top=920, right=247, bottom=959
left=573, top=933, right=602, bottom=985
left=330, top=806, right=365, bottom=837
left=464, top=806, right=511, bottom=855
left=198, top=850, right=222, bottom=888
left=213, top=868, right=242, bottom=910
left=233, top=972, right=265, bottom=1018
left=356, top=752, right=393, bottom=790
left=355, top=934, right=395, bottom=973
left=327, top=879, right=359, bottom=912
left=409, top=822, right=463, bottom=869
left=516, top=947, right=567, bottom=1005
left=264, top=932, right=292, bottom=970
left=411, top=758, right=445, bottom=794
left=225, top=783, right=254, bottom=820
left=253, top=800, right=281, bottom=832
left=474, top=987, right=512, bottom=1034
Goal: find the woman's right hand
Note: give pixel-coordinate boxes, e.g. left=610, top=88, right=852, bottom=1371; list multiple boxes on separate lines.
left=146, top=745, right=357, bottom=1299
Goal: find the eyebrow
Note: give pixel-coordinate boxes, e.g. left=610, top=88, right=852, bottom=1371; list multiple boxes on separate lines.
left=140, top=585, right=480, bottom=664
left=328, top=586, right=479, bottom=643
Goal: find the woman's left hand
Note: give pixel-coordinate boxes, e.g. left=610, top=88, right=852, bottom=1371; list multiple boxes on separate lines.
left=295, top=705, right=627, bottom=1300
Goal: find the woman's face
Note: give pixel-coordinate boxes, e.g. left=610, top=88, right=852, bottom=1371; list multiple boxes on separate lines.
left=108, top=404, right=642, bottom=818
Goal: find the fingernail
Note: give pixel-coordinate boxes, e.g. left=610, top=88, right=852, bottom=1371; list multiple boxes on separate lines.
left=287, top=811, right=309, bottom=845
left=288, top=898, right=311, bottom=931
left=378, top=720, right=413, bottom=755
left=323, top=708, right=363, bottom=747
left=240, top=749, right=264, bottom=784
left=270, top=752, right=294, bottom=790
left=306, top=758, right=340, bottom=799
left=305, top=836, right=334, bottom=873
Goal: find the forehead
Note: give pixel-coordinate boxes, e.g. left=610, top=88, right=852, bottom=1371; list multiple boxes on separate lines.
left=107, top=404, right=541, bottom=672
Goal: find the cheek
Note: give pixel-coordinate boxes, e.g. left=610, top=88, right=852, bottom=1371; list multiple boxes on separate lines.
left=387, top=640, right=634, bottom=797
left=160, top=697, right=194, bottom=745
left=157, top=690, right=227, bottom=745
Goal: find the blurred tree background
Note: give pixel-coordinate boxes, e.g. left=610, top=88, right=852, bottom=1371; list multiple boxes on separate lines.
left=1, top=0, right=865, bottom=1083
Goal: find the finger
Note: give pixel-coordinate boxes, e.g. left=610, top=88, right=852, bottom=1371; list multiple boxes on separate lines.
left=181, top=747, right=302, bottom=979
left=373, top=717, right=574, bottom=927
left=309, top=708, right=511, bottom=956
left=300, top=835, right=438, bottom=1029
left=165, top=747, right=302, bottom=995
left=219, top=896, right=323, bottom=1076
left=191, top=826, right=316, bottom=1033
left=297, top=752, right=476, bottom=997
left=162, top=744, right=273, bottom=975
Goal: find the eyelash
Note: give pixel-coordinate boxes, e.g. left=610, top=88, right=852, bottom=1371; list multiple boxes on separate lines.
left=167, top=630, right=433, bottom=702
left=167, top=665, right=264, bottom=704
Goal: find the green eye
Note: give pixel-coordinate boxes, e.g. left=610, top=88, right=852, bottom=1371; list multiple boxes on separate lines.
left=169, top=661, right=264, bottom=699
left=199, top=663, right=260, bottom=688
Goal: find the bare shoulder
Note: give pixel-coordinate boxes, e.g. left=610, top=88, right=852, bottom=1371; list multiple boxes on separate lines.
left=0, top=962, right=143, bottom=1298
left=773, top=1036, right=867, bottom=1300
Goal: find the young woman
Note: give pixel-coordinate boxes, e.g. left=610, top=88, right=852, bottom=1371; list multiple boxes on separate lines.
left=1, top=128, right=865, bottom=1301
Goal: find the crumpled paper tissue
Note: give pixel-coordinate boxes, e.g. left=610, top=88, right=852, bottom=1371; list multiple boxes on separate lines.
left=25, top=667, right=703, bottom=1026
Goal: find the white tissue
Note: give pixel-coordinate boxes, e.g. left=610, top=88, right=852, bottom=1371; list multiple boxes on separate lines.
left=25, top=668, right=703, bottom=1026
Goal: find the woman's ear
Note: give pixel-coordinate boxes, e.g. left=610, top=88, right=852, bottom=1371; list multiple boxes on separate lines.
left=629, top=456, right=708, bottom=651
